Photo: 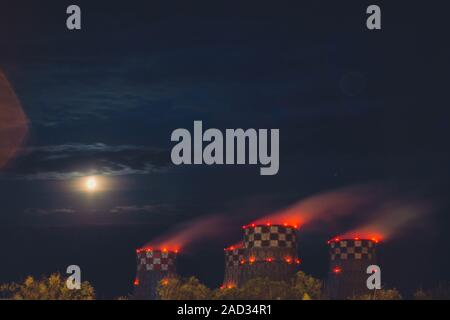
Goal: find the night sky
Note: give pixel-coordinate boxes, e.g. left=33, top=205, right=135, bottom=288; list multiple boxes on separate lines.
left=1, top=1, right=450, bottom=298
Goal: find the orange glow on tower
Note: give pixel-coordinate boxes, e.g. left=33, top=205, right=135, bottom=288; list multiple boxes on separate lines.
left=242, top=222, right=299, bottom=229
left=333, top=267, right=342, bottom=274
left=328, top=236, right=381, bottom=244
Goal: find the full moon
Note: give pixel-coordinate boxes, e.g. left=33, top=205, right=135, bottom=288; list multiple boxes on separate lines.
left=85, top=177, right=98, bottom=191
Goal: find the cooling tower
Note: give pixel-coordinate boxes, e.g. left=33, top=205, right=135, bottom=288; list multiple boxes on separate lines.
left=222, top=245, right=245, bottom=288
left=240, top=224, right=299, bottom=284
left=325, top=238, right=378, bottom=299
left=133, top=248, right=177, bottom=300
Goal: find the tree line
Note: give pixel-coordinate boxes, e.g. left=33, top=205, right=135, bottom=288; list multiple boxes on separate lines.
left=1, top=271, right=449, bottom=300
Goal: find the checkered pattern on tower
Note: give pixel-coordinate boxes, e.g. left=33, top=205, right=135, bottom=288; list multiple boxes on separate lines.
left=244, top=225, right=296, bottom=248
left=225, top=248, right=246, bottom=267
left=329, top=239, right=376, bottom=261
left=137, top=250, right=177, bottom=272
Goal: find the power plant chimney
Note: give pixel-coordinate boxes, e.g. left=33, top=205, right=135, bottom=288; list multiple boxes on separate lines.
left=133, top=248, right=178, bottom=300
left=240, top=224, right=300, bottom=284
left=222, top=244, right=245, bottom=288
left=325, top=238, right=378, bottom=299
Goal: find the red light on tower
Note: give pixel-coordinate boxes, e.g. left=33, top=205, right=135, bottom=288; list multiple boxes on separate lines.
left=332, top=266, right=342, bottom=274
left=133, top=278, right=139, bottom=286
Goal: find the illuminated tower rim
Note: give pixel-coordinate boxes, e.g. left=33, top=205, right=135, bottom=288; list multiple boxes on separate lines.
left=242, top=223, right=299, bottom=229
left=133, top=247, right=178, bottom=300
left=327, top=237, right=380, bottom=244
left=136, top=247, right=179, bottom=254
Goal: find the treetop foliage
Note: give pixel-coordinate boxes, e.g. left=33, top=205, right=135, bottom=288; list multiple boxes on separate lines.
left=0, top=273, right=95, bottom=300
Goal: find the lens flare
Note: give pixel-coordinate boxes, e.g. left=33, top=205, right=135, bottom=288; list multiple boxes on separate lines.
left=0, top=71, right=28, bottom=169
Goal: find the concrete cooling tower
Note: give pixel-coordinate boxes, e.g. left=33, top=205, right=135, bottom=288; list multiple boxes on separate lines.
left=222, top=244, right=246, bottom=288
left=133, top=248, right=178, bottom=300
left=325, top=238, right=378, bottom=299
left=240, top=224, right=300, bottom=284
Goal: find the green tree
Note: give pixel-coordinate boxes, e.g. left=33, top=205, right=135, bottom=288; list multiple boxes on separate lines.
left=413, top=289, right=431, bottom=300
left=302, top=293, right=311, bottom=300
left=414, top=283, right=450, bottom=300
left=157, top=276, right=211, bottom=300
left=212, top=286, right=241, bottom=300
left=213, top=272, right=323, bottom=300
left=237, top=278, right=295, bottom=300
left=292, top=271, right=322, bottom=300
left=0, top=273, right=95, bottom=300
left=351, top=288, right=402, bottom=300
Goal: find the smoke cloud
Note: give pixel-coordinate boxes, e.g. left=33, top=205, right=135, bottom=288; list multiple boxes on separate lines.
left=142, top=182, right=438, bottom=250
left=250, top=183, right=389, bottom=227
left=143, top=215, right=230, bottom=252
left=338, top=199, right=435, bottom=240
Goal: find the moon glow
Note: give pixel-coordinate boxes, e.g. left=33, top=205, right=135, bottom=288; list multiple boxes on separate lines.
left=85, top=176, right=98, bottom=191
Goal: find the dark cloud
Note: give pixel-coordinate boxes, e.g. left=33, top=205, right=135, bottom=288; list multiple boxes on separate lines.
left=110, top=204, right=176, bottom=215
left=24, top=208, right=75, bottom=216
left=3, top=143, right=170, bottom=180
left=10, top=59, right=178, bottom=128
left=24, top=204, right=176, bottom=217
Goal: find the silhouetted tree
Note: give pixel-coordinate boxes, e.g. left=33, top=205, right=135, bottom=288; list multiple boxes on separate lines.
left=213, top=272, right=322, bottom=300
left=414, top=283, right=450, bottom=300
left=292, top=271, right=323, bottom=300
left=212, top=286, right=241, bottom=300
left=351, top=288, right=402, bottom=300
left=0, top=273, right=95, bottom=300
left=157, top=276, right=211, bottom=300
left=237, top=278, right=295, bottom=300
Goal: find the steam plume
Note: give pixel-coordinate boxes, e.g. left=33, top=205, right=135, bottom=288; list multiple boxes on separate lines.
left=143, top=215, right=229, bottom=251
left=338, top=199, right=435, bottom=241
left=250, top=183, right=389, bottom=227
